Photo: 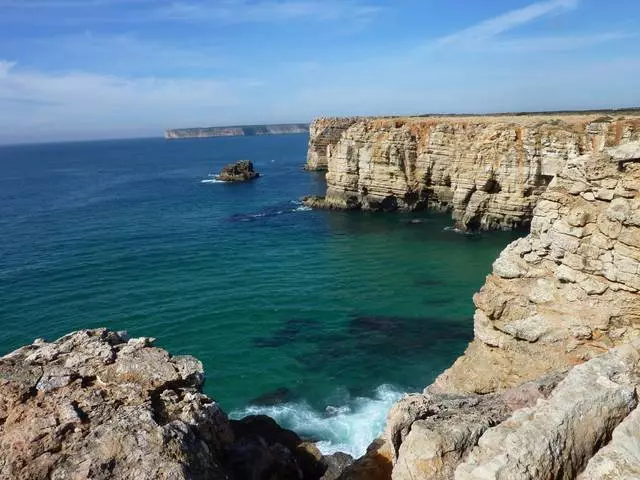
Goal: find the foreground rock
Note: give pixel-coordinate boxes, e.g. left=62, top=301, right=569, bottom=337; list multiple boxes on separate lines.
left=0, top=329, right=340, bottom=480
left=343, top=342, right=640, bottom=479
left=306, top=113, right=640, bottom=230
left=218, top=160, right=260, bottom=182
left=456, top=342, right=639, bottom=479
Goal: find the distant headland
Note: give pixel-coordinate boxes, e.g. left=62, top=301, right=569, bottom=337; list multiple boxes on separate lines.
left=164, top=123, right=309, bottom=139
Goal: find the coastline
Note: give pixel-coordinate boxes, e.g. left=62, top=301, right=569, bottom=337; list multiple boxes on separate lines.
left=1, top=121, right=639, bottom=479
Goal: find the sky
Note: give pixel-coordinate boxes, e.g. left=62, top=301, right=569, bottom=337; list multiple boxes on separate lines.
left=0, top=0, right=639, bottom=143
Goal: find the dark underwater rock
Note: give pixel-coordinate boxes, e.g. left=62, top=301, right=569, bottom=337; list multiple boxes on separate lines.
left=249, top=387, right=296, bottom=406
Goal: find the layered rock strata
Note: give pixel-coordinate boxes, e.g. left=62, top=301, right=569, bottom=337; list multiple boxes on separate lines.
left=341, top=142, right=640, bottom=479
left=306, top=114, right=640, bottom=230
left=306, top=118, right=360, bottom=171
left=0, top=329, right=343, bottom=480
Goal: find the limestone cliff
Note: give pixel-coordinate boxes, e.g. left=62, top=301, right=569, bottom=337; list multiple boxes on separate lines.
left=341, top=142, right=640, bottom=479
left=165, top=123, right=309, bottom=140
left=306, top=114, right=640, bottom=230
left=434, top=142, right=640, bottom=394
left=306, top=118, right=359, bottom=171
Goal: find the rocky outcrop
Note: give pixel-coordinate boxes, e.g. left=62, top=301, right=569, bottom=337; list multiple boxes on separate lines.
left=218, top=160, right=260, bottom=182
left=386, top=371, right=565, bottom=480
left=455, top=342, right=639, bottom=479
left=340, top=142, right=640, bottom=479
left=306, top=114, right=640, bottom=230
left=579, top=403, right=640, bottom=479
left=345, top=341, right=640, bottom=480
left=165, top=123, right=309, bottom=140
left=434, top=142, right=640, bottom=395
left=0, top=329, right=339, bottom=480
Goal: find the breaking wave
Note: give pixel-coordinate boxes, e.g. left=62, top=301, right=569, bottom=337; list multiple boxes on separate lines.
left=200, top=174, right=227, bottom=184
left=228, top=201, right=312, bottom=222
left=230, top=384, right=404, bottom=458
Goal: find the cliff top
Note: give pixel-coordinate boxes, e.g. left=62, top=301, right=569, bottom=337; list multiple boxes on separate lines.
left=314, top=108, right=640, bottom=126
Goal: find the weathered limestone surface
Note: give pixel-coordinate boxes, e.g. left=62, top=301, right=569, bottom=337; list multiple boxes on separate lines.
left=306, top=114, right=640, bottom=230
left=388, top=371, right=565, bottom=480
left=578, top=403, right=640, bottom=479
left=346, top=342, right=640, bottom=480
left=0, top=329, right=337, bottom=480
left=0, top=329, right=230, bottom=479
left=455, top=342, right=640, bottom=479
left=432, top=142, right=640, bottom=394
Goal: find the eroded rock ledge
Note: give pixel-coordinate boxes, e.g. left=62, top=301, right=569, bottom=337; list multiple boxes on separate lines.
left=0, top=329, right=348, bottom=480
left=305, top=114, right=640, bottom=230
left=341, top=143, right=640, bottom=479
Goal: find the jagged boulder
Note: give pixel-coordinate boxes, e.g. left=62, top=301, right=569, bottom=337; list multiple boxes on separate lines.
left=455, top=342, right=640, bottom=479
left=218, top=160, right=260, bottom=182
left=0, top=329, right=340, bottom=480
left=345, top=342, right=640, bottom=480
left=0, top=329, right=231, bottom=479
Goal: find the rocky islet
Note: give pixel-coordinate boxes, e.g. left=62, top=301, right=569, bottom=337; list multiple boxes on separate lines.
left=217, top=160, right=260, bottom=182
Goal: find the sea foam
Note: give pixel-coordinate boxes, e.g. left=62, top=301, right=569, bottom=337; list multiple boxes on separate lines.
left=200, top=178, right=227, bottom=184
left=230, top=384, right=403, bottom=458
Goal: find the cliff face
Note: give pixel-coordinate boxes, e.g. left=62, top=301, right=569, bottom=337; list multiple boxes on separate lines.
left=306, top=114, right=640, bottom=230
left=305, top=118, right=359, bottom=170
left=165, top=123, right=309, bottom=140
left=342, top=142, right=640, bottom=479
left=434, top=142, right=640, bottom=395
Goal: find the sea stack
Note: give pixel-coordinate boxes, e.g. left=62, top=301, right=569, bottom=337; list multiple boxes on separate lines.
left=218, top=160, right=260, bottom=182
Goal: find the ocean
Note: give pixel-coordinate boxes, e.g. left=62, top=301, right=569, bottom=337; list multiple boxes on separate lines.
left=0, top=134, right=521, bottom=456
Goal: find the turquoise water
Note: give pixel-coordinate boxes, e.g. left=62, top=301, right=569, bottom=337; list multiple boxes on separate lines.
left=0, top=135, right=520, bottom=455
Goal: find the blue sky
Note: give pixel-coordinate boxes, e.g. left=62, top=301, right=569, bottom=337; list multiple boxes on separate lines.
left=0, top=0, right=639, bottom=143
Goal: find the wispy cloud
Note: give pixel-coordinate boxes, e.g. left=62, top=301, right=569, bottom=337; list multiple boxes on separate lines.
left=0, top=0, right=381, bottom=26
left=434, top=0, right=579, bottom=46
left=0, top=60, right=260, bottom=142
left=0, top=60, right=16, bottom=78
left=422, top=0, right=629, bottom=53
left=27, top=32, right=225, bottom=74
left=157, top=0, right=381, bottom=24
left=485, top=31, right=634, bottom=52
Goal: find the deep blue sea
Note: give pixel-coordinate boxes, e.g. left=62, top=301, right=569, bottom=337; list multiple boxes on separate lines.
left=0, top=134, right=520, bottom=455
